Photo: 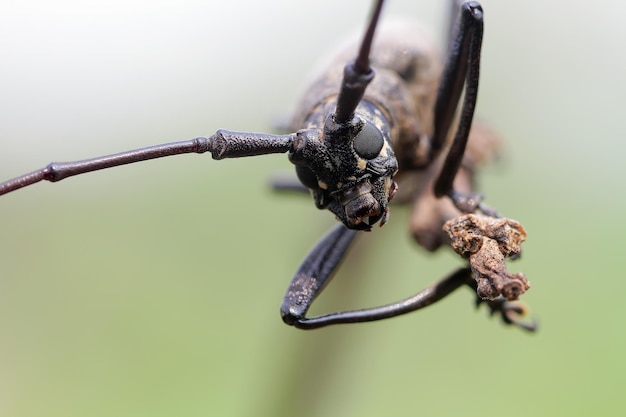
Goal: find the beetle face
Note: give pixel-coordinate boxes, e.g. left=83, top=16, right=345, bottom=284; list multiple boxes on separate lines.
left=290, top=114, right=398, bottom=231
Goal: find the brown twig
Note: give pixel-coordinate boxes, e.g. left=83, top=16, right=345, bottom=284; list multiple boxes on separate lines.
left=443, top=214, right=530, bottom=301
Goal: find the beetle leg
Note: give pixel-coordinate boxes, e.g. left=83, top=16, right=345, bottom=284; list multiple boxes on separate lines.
left=281, top=224, right=357, bottom=328
left=284, top=259, right=465, bottom=330
left=468, top=279, right=538, bottom=332
left=281, top=224, right=358, bottom=329
left=284, top=253, right=535, bottom=330
left=482, top=299, right=538, bottom=332
left=281, top=241, right=471, bottom=329
left=429, top=2, right=487, bottom=214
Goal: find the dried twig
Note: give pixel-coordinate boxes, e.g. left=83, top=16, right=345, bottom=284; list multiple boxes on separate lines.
left=443, top=214, right=530, bottom=301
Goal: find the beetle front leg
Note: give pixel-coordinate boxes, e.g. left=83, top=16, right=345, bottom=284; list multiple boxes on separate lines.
left=280, top=231, right=469, bottom=329
left=281, top=224, right=359, bottom=329
left=283, top=241, right=492, bottom=330
left=430, top=2, right=491, bottom=215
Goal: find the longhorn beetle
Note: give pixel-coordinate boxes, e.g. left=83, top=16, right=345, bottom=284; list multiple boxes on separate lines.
left=0, top=0, right=536, bottom=331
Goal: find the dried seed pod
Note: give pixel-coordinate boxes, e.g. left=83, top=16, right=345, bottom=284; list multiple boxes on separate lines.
left=443, top=214, right=530, bottom=301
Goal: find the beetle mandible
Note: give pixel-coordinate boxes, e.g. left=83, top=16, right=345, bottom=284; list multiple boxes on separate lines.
left=0, top=0, right=536, bottom=331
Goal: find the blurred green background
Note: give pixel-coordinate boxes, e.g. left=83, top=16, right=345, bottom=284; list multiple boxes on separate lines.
left=1, top=0, right=624, bottom=416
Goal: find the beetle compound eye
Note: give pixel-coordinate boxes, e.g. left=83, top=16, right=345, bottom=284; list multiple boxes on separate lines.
left=296, top=165, right=319, bottom=190
left=353, top=122, right=384, bottom=159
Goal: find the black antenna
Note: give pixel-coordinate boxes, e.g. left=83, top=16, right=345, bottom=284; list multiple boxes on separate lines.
left=333, top=0, right=385, bottom=124
left=0, top=131, right=295, bottom=196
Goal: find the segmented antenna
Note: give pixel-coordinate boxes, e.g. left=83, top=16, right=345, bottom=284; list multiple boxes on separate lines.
left=333, top=0, right=385, bottom=124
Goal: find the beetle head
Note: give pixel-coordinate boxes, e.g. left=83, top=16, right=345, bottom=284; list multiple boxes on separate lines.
left=289, top=113, right=398, bottom=231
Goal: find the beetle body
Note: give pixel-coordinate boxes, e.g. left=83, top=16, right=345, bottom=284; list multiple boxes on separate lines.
left=289, top=21, right=498, bottom=250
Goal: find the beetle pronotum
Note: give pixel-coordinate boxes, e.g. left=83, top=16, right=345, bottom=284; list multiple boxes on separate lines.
left=0, top=0, right=535, bottom=331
